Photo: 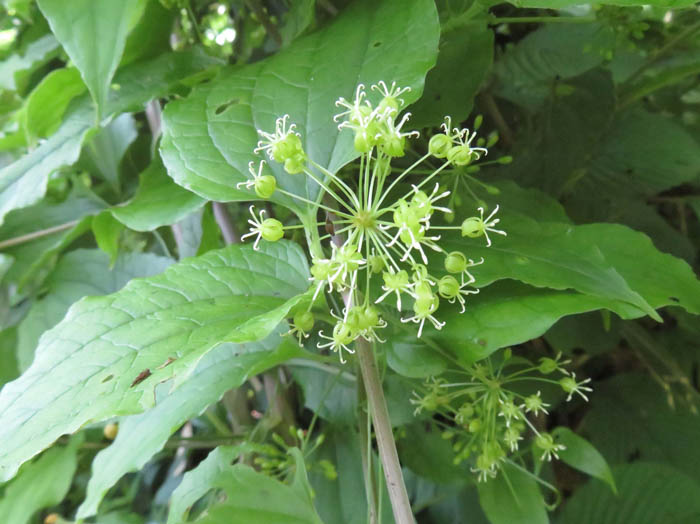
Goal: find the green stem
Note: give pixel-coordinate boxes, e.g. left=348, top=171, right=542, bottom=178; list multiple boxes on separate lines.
left=355, top=337, right=414, bottom=523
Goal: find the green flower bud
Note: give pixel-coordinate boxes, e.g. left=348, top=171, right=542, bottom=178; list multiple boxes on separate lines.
left=260, top=218, right=284, bottom=242
left=254, top=174, right=277, bottom=199
left=354, top=130, right=373, bottom=153
left=271, top=134, right=303, bottom=163
left=535, top=433, right=553, bottom=450
left=414, top=281, right=434, bottom=301
left=468, top=418, right=482, bottom=433
left=360, top=305, right=380, bottom=329
left=444, top=251, right=468, bottom=274
left=293, top=310, right=314, bottom=333
left=333, top=322, right=355, bottom=346
left=455, top=403, right=474, bottom=425
left=383, top=269, right=409, bottom=290
left=381, top=134, right=406, bottom=157
left=461, top=217, right=483, bottom=238
left=377, top=95, right=400, bottom=115
left=284, top=152, right=306, bottom=174
left=368, top=254, right=385, bottom=274
left=428, top=133, right=453, bottom=158
left=438, top=275, right=460, bottom=299
left=447, top=145, right=473, bottom=166
left=414, top=294, right=439, bottom=317
left=311, top=259, right=333, bottom=281
left=538, top=357, right=559, bottom=374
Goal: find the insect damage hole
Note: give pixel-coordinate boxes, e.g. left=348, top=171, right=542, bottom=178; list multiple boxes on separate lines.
left=214, top=98, right=240, bottom=115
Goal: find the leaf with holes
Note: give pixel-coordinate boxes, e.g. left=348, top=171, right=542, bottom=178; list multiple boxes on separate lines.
left=0, top=241, right=309, bottom=482
left=160, top=0, right=439, bottom=213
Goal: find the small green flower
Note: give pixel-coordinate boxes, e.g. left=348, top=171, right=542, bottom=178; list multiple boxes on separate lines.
left=240, top=206, right=284, bottom=250
left=535, top=432, right=565, bottom=461
left=461, top=205, right=506, bottom=247
left=560, top=373, right=593, bottom=402
left=236, top=160, right=277, bottom=198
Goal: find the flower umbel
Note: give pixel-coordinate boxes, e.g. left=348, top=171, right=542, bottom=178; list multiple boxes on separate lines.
left=412, top=351, right=592, bottom=482
left=243, top=82, right=507, bottom=362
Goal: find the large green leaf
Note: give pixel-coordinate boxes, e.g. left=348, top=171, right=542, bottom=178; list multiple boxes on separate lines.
left=79, top=333, right=303, bottom=518
left=493, top=24, right=614, bottom=108
left=434, top=281, right=613, bottom=363
left=477, top=462, right=548, bottom=524
left=442, top=215, right=659, bottom=320
left=581, top=109, right=700, bottom=197
left=0, top=241, right=310, bottom=482
left=168, top=447, right=322, bottom=524
left=581, top=373, right=700, bottom=486
left=37, top=0, right=144, bottom=118
left=17, top=249, right=172, bottom=372
left=0, top=437, right=81, bottom=524
left=111, top=159, right=206, bottom=232
left=559, top=463, right=700, bottom=524
left=160, top=0, right=439, bottom=211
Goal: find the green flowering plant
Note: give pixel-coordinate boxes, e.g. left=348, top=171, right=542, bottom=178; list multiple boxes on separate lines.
left=412, top=350, right=593, bottom=482
left=238, top=81, right=506, bottom=362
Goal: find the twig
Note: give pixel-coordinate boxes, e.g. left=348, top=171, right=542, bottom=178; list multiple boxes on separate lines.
left=355, top=337, right=414, bottom=523
left=212, top=202, right=240, bottom=244
left=0, top=220, right=79, bottom=250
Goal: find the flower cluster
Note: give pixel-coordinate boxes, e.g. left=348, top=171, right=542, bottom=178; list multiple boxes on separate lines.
left=412, top=351, right=592, bottom=482
left=239, top=81, right=507, bottom=363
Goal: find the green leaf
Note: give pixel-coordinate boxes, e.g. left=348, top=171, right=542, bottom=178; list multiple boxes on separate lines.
left=582, top=109, right=700, bottom=197
left=78, top=333, right=303, bottom=519
left=551, top=426, right=616, bottom=493
left=400, top=423, right=469, bottom=484
left=442, top=214, right=659, bottom=320
left=559, top=463, right=700, bottom=524
left=110, top=158, right=205, bottom=232
left=0, top=328, right=18, bottom=389
left=0, top=33, right=59, bottom=93
left=410, top=22, right=494, bottom=129
left=434, top=281, right=613, bottom=363
left=0, top=437, right=81, bottom=524
left=168, top=447, right=322, bottom=524
left=160, top=0, right=439, bottom=210
left=386, top=333, right=448, bottom=378
left=0, top=104, right=95, bottom=226
left=577, top=223, right=700, bottom=315
left=477, top=462, right=548, bottom=524
left=92, top=212, right=125, bottom=264
left=16, top=249, right=172, bottom=372
left=37, top=0, right=145, bottom=118
left=581, top=373, right=700, bottom=485
left=493, top=24, right=614, bottom=108
left=291, top=363, right=357, bottom=425
left=0, top=241, right=309, bottom=482
left=80, top=113, right=138, bottom=192
left=23, top=67, right=86, bottom=143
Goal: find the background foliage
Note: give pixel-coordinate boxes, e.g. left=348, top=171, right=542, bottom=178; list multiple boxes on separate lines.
left=0, top=0, right=699, bottom=522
